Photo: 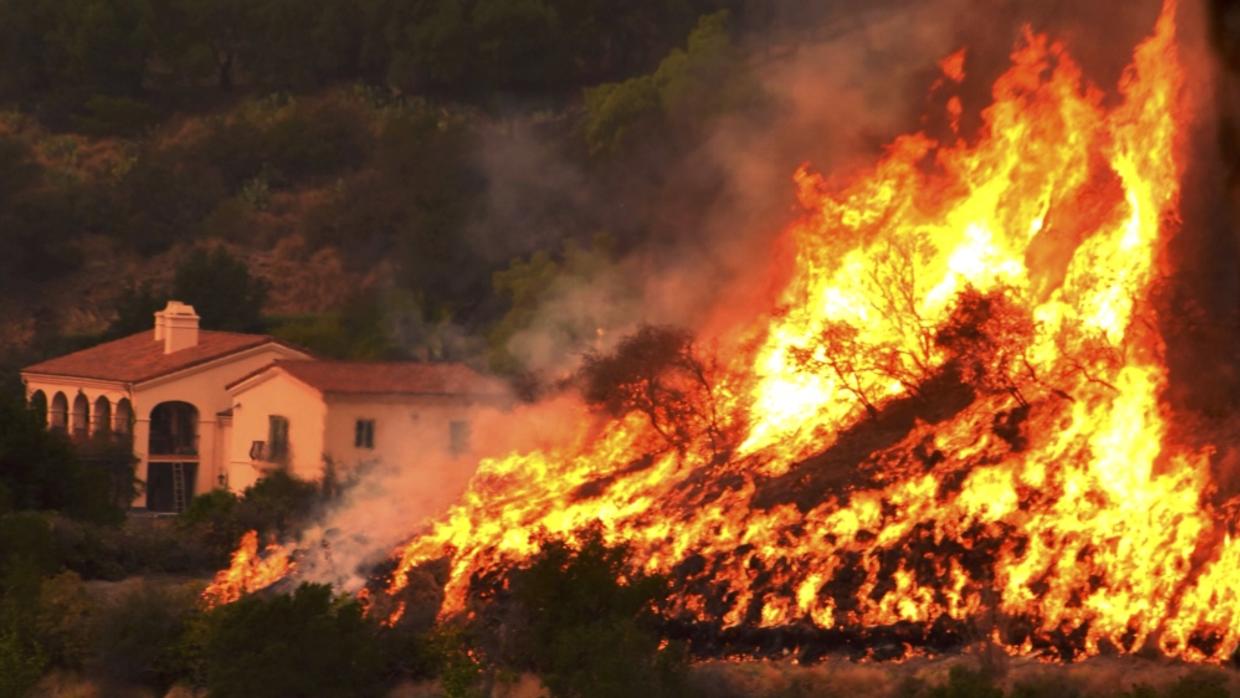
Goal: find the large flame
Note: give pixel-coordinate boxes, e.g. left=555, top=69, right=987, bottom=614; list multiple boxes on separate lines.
left=210, top=0, right=1240, bottom=663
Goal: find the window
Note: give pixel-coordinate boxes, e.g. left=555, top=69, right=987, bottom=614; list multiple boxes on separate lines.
left=449, top=420, right=470, bottom=456
left=354, top=419, right=375, bottom=449
left=268, top=415, right=289, bottom=461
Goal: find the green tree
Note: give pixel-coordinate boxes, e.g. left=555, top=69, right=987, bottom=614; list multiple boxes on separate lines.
left=0, top=377, right=126, bottom=523
left=162, top=0, right=253, bottom=89
left=105, top=280, right=163, bottom=339
left=470, top=0, right=562, bottom=88
left=383, top=0, right=472, bottom=90
left=171, top=246, right=268, bottom=332
left=0, top=135, right=87, bottom=294
left=486, top=235, right=614, bottom=375
left=247, top=0, right=363, bottom=89
left=582, top=10, right=754, bottom=157
left=306, top=106, right=484, bottom=316
left=0, top=0, right=153, bottom=99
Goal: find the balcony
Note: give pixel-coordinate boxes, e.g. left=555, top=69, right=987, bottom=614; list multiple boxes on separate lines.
left=148, top=432, right=199, bottom=459
left=148, top=401, right=199, bottom=461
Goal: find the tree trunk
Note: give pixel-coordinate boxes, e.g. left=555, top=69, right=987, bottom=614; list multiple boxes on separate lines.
left=217, top=52, right=234, bottom=90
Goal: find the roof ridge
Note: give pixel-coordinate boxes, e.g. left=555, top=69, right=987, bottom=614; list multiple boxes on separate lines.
left=22, top=331, right=298, bottom=384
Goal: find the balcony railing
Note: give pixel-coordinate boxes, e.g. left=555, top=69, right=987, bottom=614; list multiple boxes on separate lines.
left=148, top=432, right=199, bottom=458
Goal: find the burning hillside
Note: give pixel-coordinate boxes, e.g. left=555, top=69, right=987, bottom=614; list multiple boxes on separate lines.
left=206, top=0, right=1240, bottom=664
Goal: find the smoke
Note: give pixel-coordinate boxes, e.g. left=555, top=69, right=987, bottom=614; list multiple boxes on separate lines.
left=288, top=393, right=602, bottom=591
left=465, top=0, right=1175, bottom=381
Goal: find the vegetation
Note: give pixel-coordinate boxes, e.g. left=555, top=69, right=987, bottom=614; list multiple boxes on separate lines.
left=0, top=0, right=771, bottom=382
left=0, top=377, right=131, bottom=523
left=580, top=324, right=735, bottom=457
left=189, top=583, right=386, bottom=698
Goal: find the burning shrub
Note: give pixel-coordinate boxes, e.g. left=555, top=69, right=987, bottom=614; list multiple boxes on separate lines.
left=580, top=325, right=736, bottom=458
left=935, top=287, right=1036, bottom=407
left=470, top=526, right=693, bottom=698
left=190, top=582, right=385, bottom=698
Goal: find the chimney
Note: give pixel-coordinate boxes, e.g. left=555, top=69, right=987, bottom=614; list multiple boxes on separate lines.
left=154, top=301, right=200, bottom=354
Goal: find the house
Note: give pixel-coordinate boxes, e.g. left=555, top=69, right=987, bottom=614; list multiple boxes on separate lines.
left=21, top=300, right=507, bottom=513
left=223, top=359, right=508, bottom=492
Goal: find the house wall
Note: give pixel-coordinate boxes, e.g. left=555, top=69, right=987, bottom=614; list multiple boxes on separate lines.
left=133, top=345, right=308, bottom=505
left=321, top=394, right=489, bottom=512
left=226, top=372, right=327, bottom=491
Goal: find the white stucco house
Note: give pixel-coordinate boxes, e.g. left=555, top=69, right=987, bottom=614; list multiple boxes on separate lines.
left=20, top=301, right=506, bottom=513
left=223, top=359, right=508, bottom=492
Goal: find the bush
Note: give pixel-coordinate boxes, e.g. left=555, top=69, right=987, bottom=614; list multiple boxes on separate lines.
left=234, top=470, right=321, bottom=540
left=176, top=471, right=322, bottom=567
left=0, top=372, right=131, bottom=524
left=71, top=95, right=163, bottom=137
left=192, top=583, right=386, bottom=698
left=90, top=581, right=201, bottom=690
left=893, top=667, right=1003, bottom=698
left=476, top=526, right=692, bottom=698
left=0, top=617, right=46, bottom=698
left=258, top=100, right=369, bottom=181
left=33, top=571, right=94, bottom=670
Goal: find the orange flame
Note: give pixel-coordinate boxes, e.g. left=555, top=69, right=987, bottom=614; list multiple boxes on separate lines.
left=216, top=0, right=1240, bottom=663
left=201, top=530, right=294, bottom=608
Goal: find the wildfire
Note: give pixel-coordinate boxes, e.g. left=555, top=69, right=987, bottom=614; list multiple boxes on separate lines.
left=202, top=530, right=293, bottom=608
left=214, top=0, right=1240, bottom=663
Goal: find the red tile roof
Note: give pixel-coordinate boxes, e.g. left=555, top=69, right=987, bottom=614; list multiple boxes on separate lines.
left=22, top=331, right=292, bottom=384
left=264, top=360, right=507, bottom=397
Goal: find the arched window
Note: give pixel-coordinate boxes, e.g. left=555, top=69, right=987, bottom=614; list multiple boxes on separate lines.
left=50, top=393, right=68, bottom=432
left=71, top=394, right=90, bottom=440
left=114, top=398, right=134, bottom=436
left=149, top=401, right=199, bottom=456
left=29, top=390, right=47, bottom=426
left=93, top=396, right=112, bottom=436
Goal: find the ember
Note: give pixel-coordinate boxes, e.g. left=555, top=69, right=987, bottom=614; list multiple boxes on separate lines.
left=212, top=0, right=1240, bottom=664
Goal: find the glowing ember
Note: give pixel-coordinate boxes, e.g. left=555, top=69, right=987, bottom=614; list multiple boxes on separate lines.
left=202, top=530, right=294, bottom=608
left=217, top=0, right=1240, bottom=663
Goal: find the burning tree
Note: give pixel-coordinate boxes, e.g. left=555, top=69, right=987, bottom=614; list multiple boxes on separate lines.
left=579, top=325, right=738, bottom=459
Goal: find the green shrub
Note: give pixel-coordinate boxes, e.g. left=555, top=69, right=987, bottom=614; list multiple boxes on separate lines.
left=427, top=626, right=486, bottom=698
left=480, top=526, right=692, bottom=698
left=1162, top=671, right=1230, bottom=698
left=71, top=95, right=163, bottom=137
left=898, top=666, right=1003, bottom=698
left=0, top=556, right=49, bottom=698
left=0, top=513, right=60, bottom=579
left=0, top=376, right=128, bottom=524
left=33, top=571, right=94, bottom=670
left=90, top=581, right=201, bottom=690
left=0, top=618, right=46, bottom=698
left=234, top=470, right=322, bottom=540
left=259, top=100, right=369, bottom=181
left=193, top=583, right=386, bottom=698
